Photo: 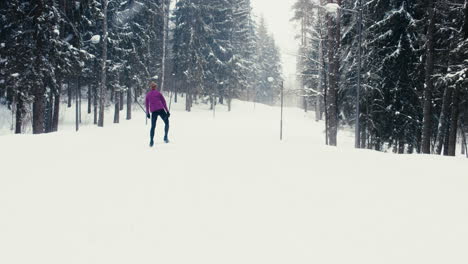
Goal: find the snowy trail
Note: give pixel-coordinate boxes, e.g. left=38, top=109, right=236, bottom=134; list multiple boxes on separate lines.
left=1, top=100, right=467, bottom=264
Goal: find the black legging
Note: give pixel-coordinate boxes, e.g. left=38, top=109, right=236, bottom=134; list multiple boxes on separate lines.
left=150, top=109, right=169, bottom=142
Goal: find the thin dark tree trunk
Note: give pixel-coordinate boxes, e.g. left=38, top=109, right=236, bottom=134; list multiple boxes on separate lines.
left=120, top=91, right=124, bottom=111
left=301, top=13, right=307, bottom=113
left=443, top=120, right=451, bottom=156
left=126, top=87, right=132, bottom=120
left=398, top=138, right=405, bottom=154
left=174, top=80, right=178, bottom=103
left=134, top=88, right=138, bottom=103
left=15, top=96, right=23, bottom=134
left=32, top=0, right=45, bottom=134
left=360, top=113, right=367, bottom=148
left=68, top=81, right=72, bottom=108
left=110, top=83, right=114, bottom=102
left=326, top=0, right=339, bottom=146
left=79, top=80, right=82, bottom=124
left=464, top=0, right=468, bottom=40
left=375, top=138, right=381, bottom=151
left=464, top=99, right=468, bottom=154
left=98, top=0, right=108, bottom=127
left=88, top=84, right=92, bottom=114
left=210, top=94, right=214, bottom=110
left=52, top=90, right=60, bottom=132
left=45, top=95, right=53, bottom=133
left=407, top=140, right=415, bottom=154
left=448, top=87, right=460, bottom=156
left=462, top=127, right=467, bottom=157
left=421, top=1, right=436, bottom=154
left=460, top=103, right=466, bottom=155
left=114, top=90, right=120, bottom=123
left=186, top=85, right=191, bottom=112
left=160, top=0, right=170, bottom=92
left=461, top=100, right=467, bottom=156
left=219, top=88, right=224, bottom=104
left=435, top=87, right=453, bottom=154
left=324, top=70, right=329, bottom=146
left=76, top=79, right=79, bottom=131
left=32, top=91, right=45, bottom=134
left=93, top=85, right=98, bottom=125
left=315, top=36, right=323, bottom=121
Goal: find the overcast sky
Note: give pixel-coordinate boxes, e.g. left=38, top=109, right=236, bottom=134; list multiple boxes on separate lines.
left=251, top=0, right=299, bottom=82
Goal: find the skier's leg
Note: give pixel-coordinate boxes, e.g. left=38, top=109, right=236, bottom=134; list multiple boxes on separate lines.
left=162, top=112, right=170, bottom=141
left=150, top=111, right=158, bottom=145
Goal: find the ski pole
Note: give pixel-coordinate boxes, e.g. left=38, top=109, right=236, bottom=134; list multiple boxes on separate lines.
left=131, top=88, right=149, bottom=125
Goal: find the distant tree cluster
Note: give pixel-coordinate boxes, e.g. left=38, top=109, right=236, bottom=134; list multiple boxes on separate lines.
left=172, top=0, right=282, bottom=111
left=0, top=0, right=283, bottom=134
left=293, top=0, right=468, bottom=156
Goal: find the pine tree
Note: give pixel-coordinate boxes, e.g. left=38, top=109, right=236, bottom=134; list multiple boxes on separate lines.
left=359, top=0, right=423, bottom=152
left=255, top=17, right=283, bottom=105
left=231, top=0, right=257, bottom=104
left=291, top=0, right=317, bottom=112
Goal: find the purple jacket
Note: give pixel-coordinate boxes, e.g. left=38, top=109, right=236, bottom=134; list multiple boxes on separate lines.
left=145, top=90, right=169, bottom=113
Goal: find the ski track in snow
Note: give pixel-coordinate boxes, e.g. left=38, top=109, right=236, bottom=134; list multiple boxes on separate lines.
left=1, top=99, right=467, bottom=264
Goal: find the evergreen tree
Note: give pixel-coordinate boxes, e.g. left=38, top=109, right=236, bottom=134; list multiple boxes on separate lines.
left=255, top=17, right=283, bottom=105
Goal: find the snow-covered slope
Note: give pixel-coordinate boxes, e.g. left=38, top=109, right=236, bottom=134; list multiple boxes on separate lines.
left=0, top=99, right=467, bottom=264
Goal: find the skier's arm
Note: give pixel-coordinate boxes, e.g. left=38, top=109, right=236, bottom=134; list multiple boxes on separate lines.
left=160, top=93, right=169, bottom=113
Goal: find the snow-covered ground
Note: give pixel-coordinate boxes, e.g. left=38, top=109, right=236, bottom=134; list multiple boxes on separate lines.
left=1, top=98, right=467, bottom=264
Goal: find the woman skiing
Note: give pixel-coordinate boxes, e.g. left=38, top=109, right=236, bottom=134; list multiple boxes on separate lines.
left=145, top=82, right=170, bottom=147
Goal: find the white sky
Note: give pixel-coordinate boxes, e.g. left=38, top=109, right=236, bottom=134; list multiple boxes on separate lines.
left=251, top=0, right=299, bottom=82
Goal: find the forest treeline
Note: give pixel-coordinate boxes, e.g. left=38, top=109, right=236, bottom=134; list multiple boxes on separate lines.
left=0, top=0, right=282, bottom=133
left=293, top=0, right=468, bottom=156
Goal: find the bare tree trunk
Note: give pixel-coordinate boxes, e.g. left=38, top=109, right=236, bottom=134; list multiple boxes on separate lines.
left=464, top=99, right=468, bottom=156
left=160, top=0, right=170, bottom=92
left=219, top=89, right=224, bottom=104
left=210, top=93, right=214, bottom=110
left=45, top=94, right=53, bottom=133
left=324, top=70, right=329, bottom=145
left=68, top=82, right=72, bottom=108
left=460, top=104, right=466, bottom=155
left=88, top=84, right=92, bottom=114
left=126, top=87, right=132, bottom=120
left=435, top=86, right=453, bottom=154
left=315, top=36, right=323, bottom=122
left=326, top=0, right=339, bottom=146
left=360, top=114, right=367, bottom=148
left=32, top=90, right=45, bottom=134
left=300, top=15, right=308, bottom=113
left=114, top=89, right=120, bottom=123
left=462, top=127, right=467, bottom=156
left=15, top=96, right=23, bottom=134
left=32, top=0, right=45, bottom=134
left=52, top=90, right=60, bottom=132
left=421, top=0, right=436, bottom=154
left=119, top=91, right=124, bottom=111
left=134, top=88, right=139, bottom=103
left=98, top=0, right=108, bottom=127
left=443, top=121, right=451, bottom=156
left=93, top=85, right=98, bottom=125
left=174, top=79, right=178, bottom=103
left=186, top=88, right=191, bottom=112
left=79, top=82, right=82, bottom=123
left=398, top=138, right=405, bottom=154
left=408, top=142, right=415, bottom=154
left=448, top=87, right=460, bottom=156
left=464, top=0, right=468, bottom=40
left=76, top=80, right=79, bottom=131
